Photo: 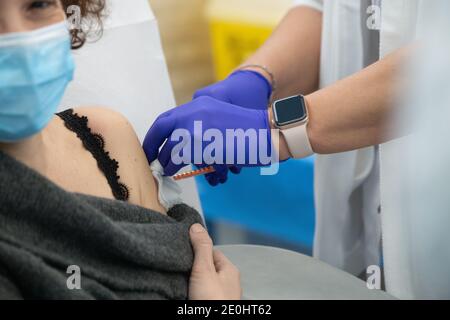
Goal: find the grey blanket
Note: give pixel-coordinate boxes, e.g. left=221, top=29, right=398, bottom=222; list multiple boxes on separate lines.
left=0, top=151, right=203, bottom=300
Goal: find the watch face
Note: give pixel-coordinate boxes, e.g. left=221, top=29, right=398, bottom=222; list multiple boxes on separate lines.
left=273, top=95, right=307, bottom=127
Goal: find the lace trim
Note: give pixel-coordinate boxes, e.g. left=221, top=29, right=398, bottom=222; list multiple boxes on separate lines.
left=56, top=109, right=130, bottom=201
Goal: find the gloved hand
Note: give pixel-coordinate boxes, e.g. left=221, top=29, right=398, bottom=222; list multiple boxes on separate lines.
left=192, top=69, right=273, bottom=179
left=193, top=70, right=272, bottom=110
left=144, top=96, right=273, bottom=186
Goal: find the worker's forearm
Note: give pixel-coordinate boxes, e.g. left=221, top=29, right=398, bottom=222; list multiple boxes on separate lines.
left=272, top=47, right=411, bottom=160
left=241, top=6, right=322, bottom=99
left=240, top=7, right=409, bottom=158
left=306, top=47, right=411, bottom=155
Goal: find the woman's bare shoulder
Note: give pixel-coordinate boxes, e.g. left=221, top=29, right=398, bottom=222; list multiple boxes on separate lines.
left=72, top=107, right=140, bottom=160
left=72, top=107, right=134, bottom=137
left=71, top=107, right=166, bottom=213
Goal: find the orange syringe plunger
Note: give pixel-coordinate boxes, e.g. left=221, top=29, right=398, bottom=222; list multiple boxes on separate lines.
left=173, top=166, right=216, bottom=181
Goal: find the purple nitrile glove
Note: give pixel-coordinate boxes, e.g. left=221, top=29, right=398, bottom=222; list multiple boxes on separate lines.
left=144, top=96, right=273, bottom=186
left=193, top=70, right=272, bottom=177
left=193, top=70, right=272, bottom=110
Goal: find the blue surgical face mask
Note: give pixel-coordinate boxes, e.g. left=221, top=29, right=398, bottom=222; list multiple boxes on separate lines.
left=0, top=21, right=75, bottom=142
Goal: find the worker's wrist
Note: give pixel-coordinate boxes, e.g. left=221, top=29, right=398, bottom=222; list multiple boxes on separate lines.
left=268, top=95, right=318, bottom=159
left=304, top=94, right=320, bottom=155
left=268, top=107, right=292, bottom=161
left=236, top=64, right=276, bottom=97
left=238, top=66, right=273, bottom=86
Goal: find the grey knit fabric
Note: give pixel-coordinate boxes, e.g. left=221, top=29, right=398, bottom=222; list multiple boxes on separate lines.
left=0, top=151, right=203, bottom=300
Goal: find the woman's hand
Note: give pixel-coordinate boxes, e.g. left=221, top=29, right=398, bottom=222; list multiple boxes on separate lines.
left=188, top=224, right=242, bottom=300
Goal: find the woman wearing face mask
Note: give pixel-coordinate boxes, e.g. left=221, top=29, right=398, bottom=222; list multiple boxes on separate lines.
left=0, top=0, right=240, bottom=300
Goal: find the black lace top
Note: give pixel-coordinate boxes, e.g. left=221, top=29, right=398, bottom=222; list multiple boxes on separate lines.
left=56, top=109, right=130, bottom=201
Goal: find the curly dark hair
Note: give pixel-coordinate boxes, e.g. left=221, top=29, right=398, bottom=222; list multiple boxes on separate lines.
left=61, top=0, right=107, bottom=49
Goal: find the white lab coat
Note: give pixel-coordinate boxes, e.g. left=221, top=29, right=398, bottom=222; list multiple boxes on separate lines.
left=294, top=0, right=425, bottom=298
left=395, top=1, right=450, bottom=299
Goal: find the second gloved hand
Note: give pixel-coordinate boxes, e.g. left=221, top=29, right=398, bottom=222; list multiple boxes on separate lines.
left=144, top=96, right=273, bottom=186
left=193, top=70, right=272, bottom=110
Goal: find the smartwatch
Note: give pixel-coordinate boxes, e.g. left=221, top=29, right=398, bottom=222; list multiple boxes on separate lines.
left=271, top=95, right=314, bottom=159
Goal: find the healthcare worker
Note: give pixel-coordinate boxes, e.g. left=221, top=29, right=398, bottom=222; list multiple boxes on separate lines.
left=144, top=0, right=428, bottom=298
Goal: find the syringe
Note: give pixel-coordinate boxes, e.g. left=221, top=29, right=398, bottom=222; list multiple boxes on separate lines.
left=173, top=166, right=216, bottom=181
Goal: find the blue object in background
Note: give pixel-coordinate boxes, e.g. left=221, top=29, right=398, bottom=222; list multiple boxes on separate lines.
left=195, top=157, right=315, bottom=253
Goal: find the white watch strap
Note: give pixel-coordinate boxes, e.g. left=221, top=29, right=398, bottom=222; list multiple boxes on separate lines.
left=282, top=124, right=314, bottom=159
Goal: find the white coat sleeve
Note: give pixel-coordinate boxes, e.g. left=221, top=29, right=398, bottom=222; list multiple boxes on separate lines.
left=292, top=0, right=323, bottom=12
